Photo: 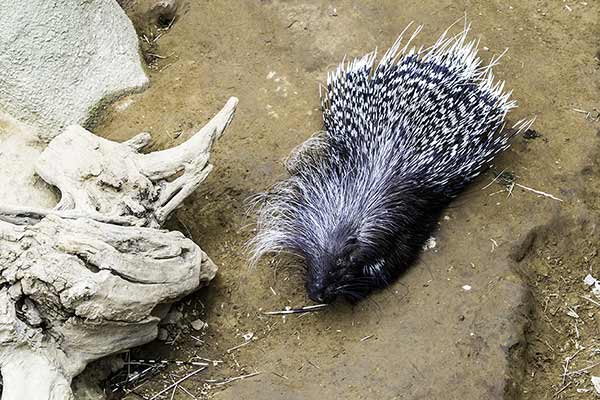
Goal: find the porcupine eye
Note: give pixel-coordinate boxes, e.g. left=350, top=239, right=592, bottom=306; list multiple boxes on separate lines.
left=335, top=257, right=348, bottom=267
left=335, top=253, right=357, bottom=269
left=335, top=240, right=362, bottom=275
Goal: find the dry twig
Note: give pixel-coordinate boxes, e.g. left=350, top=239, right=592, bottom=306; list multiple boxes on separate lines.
left=148, top=367, right=207, bottom=400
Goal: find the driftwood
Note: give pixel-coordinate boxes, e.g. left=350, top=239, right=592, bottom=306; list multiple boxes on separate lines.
left=0, top=97, right=238, bottom=400
left=36, top=97, right=238, bottom=227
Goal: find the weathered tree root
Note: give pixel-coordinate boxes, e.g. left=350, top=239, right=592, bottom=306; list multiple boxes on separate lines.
left=0, top=97, right=238, bottom=399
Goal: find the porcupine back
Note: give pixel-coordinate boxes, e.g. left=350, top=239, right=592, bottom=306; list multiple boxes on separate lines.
left=251, top=24, right=528, bottom=300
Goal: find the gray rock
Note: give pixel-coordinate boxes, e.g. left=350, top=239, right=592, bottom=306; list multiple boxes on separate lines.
left=0, top=0, right=149, bottom=140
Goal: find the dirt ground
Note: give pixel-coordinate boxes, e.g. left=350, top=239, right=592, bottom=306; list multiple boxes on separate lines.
left=90, top=1, right=600, bottom=399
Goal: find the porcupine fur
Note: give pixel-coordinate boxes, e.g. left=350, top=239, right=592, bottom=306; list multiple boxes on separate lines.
left=250, top=23, right=530, bottom=303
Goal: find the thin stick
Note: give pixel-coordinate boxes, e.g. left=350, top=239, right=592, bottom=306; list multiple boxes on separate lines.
left=147, top=53, right=168, bottom=59
left=121, top=373, right=160, bottom=394
left=226, top=340, right=253, bottom=353
left=553, top=381, right=571, bottom=397
left=113, top=364, right=163, bottom=393
left=177, top=385, right=198, bottom=400
left=164, top=16, right=176, bottom=31
left=490, top=238, right=498, bottom=252
left=566, top=361, right=600, bottom=376
left=581, top=295, right=600, bottom=308
left=148, top=367, right=206, bottom=400
left=159, top=63, right=174, bottom=72
left=189, top=356, right=223, bottom=365
left=561, top=349, right=582, bottom=385
left=481, top=169, right=506, bottom=190
left=488, top=189, right=506, bottom=197
left=506, top=182, right=515, bottom=198
left=573, top=108, right=590, bottom=114
left=541, top=338, right=555, bottom=352
left=263, top=304, right=328, bottom=315
left=153, top=32, right=164, bottom=42
left=212, top=371, right=261, bottom=386
left=272, top=371, right=289, bottom=380
left=514, top=183, right=563, bottom=202
left=125, top=360, right=209, bottom=367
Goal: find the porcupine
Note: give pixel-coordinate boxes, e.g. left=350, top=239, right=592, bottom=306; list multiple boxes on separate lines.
left=251, top=23, right=530, bottom=303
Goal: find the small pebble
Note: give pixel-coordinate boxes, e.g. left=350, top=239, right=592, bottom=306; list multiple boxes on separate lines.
left=157, top=328, right=169, bottom=341
left=190, top=319, right=207, bottom=331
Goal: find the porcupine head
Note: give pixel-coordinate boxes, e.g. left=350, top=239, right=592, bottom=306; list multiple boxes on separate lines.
left=251, top=22, right=530, bottom=303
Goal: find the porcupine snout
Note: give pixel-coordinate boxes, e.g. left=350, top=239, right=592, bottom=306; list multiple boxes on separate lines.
left=305, top=279, right=329, bottom=303
left=304, top=236, right=365, bottom=303
left=306, top=261, right=369, bottom=303
left=304, top=255, right=337, bottom=303
left=306, top=270, right=341, bottom=303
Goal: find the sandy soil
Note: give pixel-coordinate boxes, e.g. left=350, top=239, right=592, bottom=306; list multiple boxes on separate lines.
left=91, top=1, right=600, bottom=399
